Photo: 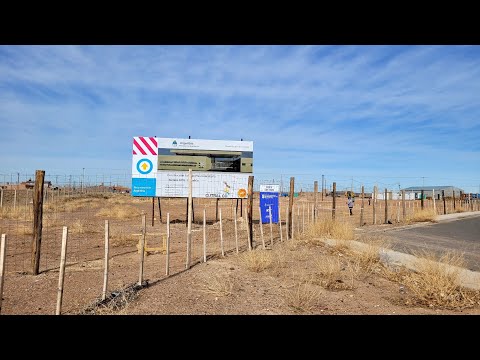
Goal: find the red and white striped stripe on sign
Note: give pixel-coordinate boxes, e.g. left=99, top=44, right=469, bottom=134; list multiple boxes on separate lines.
left=132, top=137, right=158, bottom=155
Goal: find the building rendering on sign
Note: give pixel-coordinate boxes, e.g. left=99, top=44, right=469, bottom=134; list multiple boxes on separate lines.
left=402, top=186, right=464, bottom=199
left=131, top=137, right=253, bottom=198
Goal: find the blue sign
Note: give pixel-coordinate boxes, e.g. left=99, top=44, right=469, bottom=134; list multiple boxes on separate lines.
left=132, top=178, right=156, bottom=197
left=260, top=192, right=279, bottom=224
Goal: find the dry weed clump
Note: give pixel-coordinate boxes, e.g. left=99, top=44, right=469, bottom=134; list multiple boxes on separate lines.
left=283, top=276, right=320, bottom=313
left=400, top=250, right=480, bottom=309
left=406, top=208, right=437, bottom=223
left=266, top=246, right=289, bottom=276
left=69, top=219, right=98, bottom=234
left=198, top=274, right=235, bottom=297
left=81, top=283, right=143, bottom=314
left=238, top=249, right=273, bottom=272
left=350, top=234, right=390, bottom=276
left=45, top=197, right=105, bottom=213
left=314, top=256, right=354, bottom=290
left=0, top=207, right=28, bottom=220
left=306, top=218, right=354, bottom=242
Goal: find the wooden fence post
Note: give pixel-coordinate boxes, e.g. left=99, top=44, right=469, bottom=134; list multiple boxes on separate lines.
left=166, top=213, right=170, bottom=275
left=13, top=189, right=17, bottom=211
left=220, top=208, right=224, bottom=257
left=234, top=206, right=239, bottom=254
left=452, top=190, right=455, bottom=211
left=158, top=197, right=162, bottom=223
left=332, top=182, right=336, bottom=220
left=432, top=189, right=436, bottom=214
left=32, top=170, right=45, bottom=275
left=0, top=188, right=3, bottom=208
left=138, top=213, right=146, bottom=285
left=203, top=208, right=207, bottom=262
left=288, top=177, right=294, bottom=238
left=102, top=220, right=110, bottom=301
left=215, top=198, right=219, bottom=222
left=186, top=169, right=193, bottom=269
left=279, top=202, right=283, bottom=242
left=151, top=197, right=155, bottom=226
left=373, top=185, right=377, bottom=225
left=384, top=188, right=388, bottom=223
left=314, top=181, right=318, bottom=221
left=285, top=205, right=289, bottom=241
left=402, top=190, right=406, bottom=220
left=55, top=226, right=68, bottom=315
left=0, top=234, right=6, bottom=314
left=421, top=190, right=424, bottom=210
left=292, top=205, right=295, bottom=239
left=259, top=206, right=265, bottom=250
left=443, top=190, right=446, bottom=215
left=247, top=176, right=254, bottom=250
left=360, top=185, right=364, bottom=226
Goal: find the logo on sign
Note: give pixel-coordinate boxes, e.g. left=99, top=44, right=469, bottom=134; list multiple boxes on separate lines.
left=136, top=158, right=153, bottom=174
left=172, top=140, right=177, bottom=147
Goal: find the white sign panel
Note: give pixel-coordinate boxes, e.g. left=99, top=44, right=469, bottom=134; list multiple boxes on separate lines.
left=157, top=138, right=253, bottom=151
left=156, top=171, right=249, bottom=198
left=260, top=184, right=280, bottom=192
left=131, top=136, right=253, bottom=198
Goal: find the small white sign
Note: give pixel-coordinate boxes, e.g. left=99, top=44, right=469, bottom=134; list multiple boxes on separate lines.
left=260, top=184, right=280, bottom=192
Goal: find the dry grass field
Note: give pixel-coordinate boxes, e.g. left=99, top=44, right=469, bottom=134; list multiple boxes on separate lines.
left=1, top=191, right=479, bottom=315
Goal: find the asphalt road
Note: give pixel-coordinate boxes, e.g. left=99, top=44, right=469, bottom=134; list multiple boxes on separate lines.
left=383, top=214, right=480, bottom=271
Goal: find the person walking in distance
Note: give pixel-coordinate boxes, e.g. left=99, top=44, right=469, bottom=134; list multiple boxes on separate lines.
left=347, top=196, right=355, bottom=215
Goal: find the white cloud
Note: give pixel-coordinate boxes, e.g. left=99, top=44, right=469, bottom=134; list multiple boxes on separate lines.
left=0, top=45, right=479, bottom=192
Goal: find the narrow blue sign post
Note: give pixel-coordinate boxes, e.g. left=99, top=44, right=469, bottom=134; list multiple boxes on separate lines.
left=259, top=184, right=280, bottom=224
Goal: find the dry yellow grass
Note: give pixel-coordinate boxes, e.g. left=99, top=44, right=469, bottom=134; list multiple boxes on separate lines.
left=283, top=277, right=320, bottom=313
left=0, top=207, right=29, bottom=220
left=43, top=195, right=110, bottom=213
left=306, top=218, right=354, bottom=241
left=67, top=219, right=86, bottom=234
left=314, top=256, right=354, bottom=290
left=268, top=246, right=289, bottom=275
left=238, top=249, right=273, bottom=272
left=400, top=250, right=480, bottom=309
left=406, top=208, right=437, bottom=223
left=198, top=274, right=234, bottom=297
left=350, top=234, right=390, bottom=276
left=95, top=205, right=142, bottom=220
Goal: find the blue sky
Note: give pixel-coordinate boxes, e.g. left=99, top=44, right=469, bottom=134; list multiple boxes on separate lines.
left=0, top=45, right=479, bottom=193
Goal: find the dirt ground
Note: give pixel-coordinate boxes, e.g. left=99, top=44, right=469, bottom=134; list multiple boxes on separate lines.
left=1, top=192, right=479, bottom=315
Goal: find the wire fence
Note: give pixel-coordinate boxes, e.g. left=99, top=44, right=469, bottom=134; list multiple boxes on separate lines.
left=1, top=171, right=479, bottom=314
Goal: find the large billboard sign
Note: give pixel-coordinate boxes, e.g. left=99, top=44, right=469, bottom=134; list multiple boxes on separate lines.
left=132, top=137, right=253, bottom=198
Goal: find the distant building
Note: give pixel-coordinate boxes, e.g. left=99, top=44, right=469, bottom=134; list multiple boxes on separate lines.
left=402, top=186, right=464, bottom=199
left=0, top=180, right=53, bottom=190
